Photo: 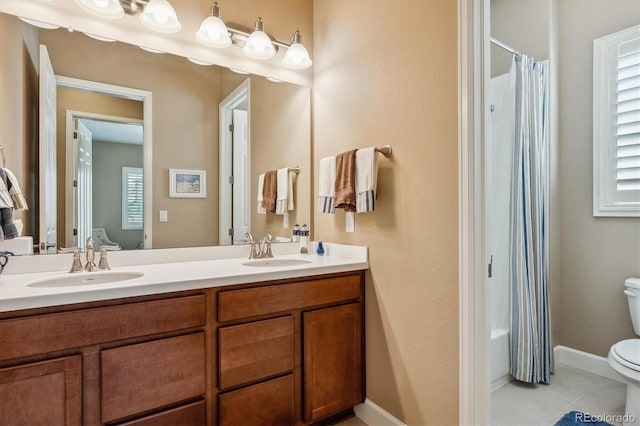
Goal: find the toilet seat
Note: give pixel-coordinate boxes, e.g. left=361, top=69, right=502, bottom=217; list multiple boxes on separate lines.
left=612, top=339, right=640, bottom=372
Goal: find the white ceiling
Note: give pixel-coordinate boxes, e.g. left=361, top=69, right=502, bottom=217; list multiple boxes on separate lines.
left=79, top=118, right=143, bottom=145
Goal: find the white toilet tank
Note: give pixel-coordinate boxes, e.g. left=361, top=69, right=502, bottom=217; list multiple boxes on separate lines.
left=626, top=278, right=640, bottom=335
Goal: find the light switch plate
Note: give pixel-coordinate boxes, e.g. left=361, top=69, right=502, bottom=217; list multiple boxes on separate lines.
left=159, top=210, right=168, bottom=222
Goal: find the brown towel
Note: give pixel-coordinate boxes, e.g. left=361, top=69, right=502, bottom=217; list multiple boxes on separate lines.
left=262, top=170, right=278, bottom=212
left=333, top=149, right=357, bottom=212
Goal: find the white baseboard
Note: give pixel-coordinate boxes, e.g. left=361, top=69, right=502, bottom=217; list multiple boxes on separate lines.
left=354, top=398, right=406, bottom=426
left=554, top=345, right=624, bottom=383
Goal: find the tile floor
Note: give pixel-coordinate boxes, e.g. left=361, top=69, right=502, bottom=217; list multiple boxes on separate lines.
left=491, top=365, right=626, bottom=426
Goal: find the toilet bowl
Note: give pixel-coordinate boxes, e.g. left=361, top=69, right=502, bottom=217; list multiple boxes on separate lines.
left=608, top=278, right=640, bottom=426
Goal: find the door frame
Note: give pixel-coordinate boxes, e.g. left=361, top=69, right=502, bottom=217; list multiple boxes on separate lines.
left=64, top=111, right=144, bottom=248
left=458, top=0, right=491, bottom=424
left=56, top=76, right=153, bottom=249
left=219, top=78, right=250, bottom=245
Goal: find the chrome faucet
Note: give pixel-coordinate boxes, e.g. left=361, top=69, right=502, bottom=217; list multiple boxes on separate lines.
left=258, top=234, right=274, bottom=259
left=84, top=237, right=97, bottom=272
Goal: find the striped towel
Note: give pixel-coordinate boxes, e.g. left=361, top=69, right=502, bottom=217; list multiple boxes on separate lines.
left=355, top=147, right=378, bottom=213
left=317, top=156, right=336, bottom=213
left=275, top=168, right=294, bottom=214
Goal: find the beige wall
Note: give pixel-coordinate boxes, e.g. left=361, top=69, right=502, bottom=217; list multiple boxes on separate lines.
left=0, top=14, right=39, bottom=237
left=92, top=140, right=143, bottom=250
left=55, top=87, right=143, bottom=247
left=41, top=29, right=222, bottom=249
left=556, top=0, right=640, bottom=356
left=313, top=1, right=459, bottom=424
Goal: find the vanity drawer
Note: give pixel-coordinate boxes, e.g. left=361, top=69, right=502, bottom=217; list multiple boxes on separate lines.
left=0, top=294, right=206, bottom=361
left=117, top=400, right=206, bottom=426
left=219, top=316, right=294, bottom=390
left=218, top=273, right=362, bottom=322
left=101, top=332, right=206, bottom=423
left=218, top=374, right=294, bottom=426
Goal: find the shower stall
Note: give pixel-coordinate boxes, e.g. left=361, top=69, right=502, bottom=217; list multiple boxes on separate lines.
left=488, top=48, right=551, bottom=388
left=488, top=71, right=515, bottom=389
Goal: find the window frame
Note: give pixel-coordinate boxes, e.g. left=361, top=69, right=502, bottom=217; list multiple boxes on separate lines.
left=593, top=24, right=640, bottom=217
left=122, top=166, right=143, bottom=230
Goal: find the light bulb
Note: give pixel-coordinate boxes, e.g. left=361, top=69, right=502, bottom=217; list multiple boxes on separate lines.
left=243, top=18, right=276, bottom=60
left=93, top=0, right=109, bottom=8
left=140, top=0, right=181, bottom=33
left=195, top=7, right=231, bottom=49
left=283, top=31, right=312, bottom=69
left=153, top=12, right=168, bottom=24
left=75, top=0, right=124, bottom=19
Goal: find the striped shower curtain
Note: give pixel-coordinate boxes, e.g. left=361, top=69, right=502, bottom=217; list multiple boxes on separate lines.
left=509, top=54, right=552, bottom=384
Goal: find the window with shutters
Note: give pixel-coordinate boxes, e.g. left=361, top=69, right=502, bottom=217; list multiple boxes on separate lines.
left=122, top=166, right=143, bottom=229
left=593, top=24, right=640, bottom=217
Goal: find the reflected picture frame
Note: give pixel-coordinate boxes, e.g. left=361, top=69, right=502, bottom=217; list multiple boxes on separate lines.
left=169, top=168, right=206, bottom=198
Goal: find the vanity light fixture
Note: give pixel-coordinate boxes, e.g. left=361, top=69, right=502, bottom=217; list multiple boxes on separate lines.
left=242, top=17, right=276, bottom=60
left=187, top=57, right=213, bottom=66
left=195, top=2, right=231, bottom=48
left=282, top=31, right=312, bottom=69
left=74, top=0, right=125, bottom=19
left=84, top=32, right=117, bottom=42
left=139, top=0, right=181, bottom=33
left=17, top=17, right=60, bottom=29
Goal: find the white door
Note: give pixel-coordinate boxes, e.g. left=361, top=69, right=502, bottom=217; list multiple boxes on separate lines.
left=232, top=109, right=249, bottom=242
left=74, top=119, right=93, bottom=250
left=39, top=45, right=57, bottom=254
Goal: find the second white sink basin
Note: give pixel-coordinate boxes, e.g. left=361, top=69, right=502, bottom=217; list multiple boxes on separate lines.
left=242, top=259, right=312, bottom=268
left=28, top=271, right=144, bottom=288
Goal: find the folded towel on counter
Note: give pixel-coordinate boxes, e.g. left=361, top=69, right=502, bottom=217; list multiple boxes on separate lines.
left=355, top=147, right=378, bottom=213
left=4, top=168, right=28, bottom=211
left=318, top=156, right=336, bottom=214
left=262, top=170, right=278, bottom=213
left=275, top=167, right=295, bottom=215
left=333, top=149, right=358, bottom=212
left=256, top=173, right=266, bottom=215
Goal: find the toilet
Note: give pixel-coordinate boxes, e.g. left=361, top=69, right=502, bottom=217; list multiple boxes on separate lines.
left=608, top=277, right=640, bottom=426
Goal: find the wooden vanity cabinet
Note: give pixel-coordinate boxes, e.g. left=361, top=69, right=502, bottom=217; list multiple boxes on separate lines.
left=0, top=270, right=365, bottom=426
left=215, top=271, right=365, bottom=425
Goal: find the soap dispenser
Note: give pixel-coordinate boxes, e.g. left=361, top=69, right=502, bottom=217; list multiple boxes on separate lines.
left=299, top=224, right=309, bottom=254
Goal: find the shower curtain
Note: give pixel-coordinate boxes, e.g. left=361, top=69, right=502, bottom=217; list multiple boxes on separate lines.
left=509, top=54, right=552, bottom=384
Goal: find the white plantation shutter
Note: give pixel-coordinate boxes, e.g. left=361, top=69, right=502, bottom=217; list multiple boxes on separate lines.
left=122, top=167, right=143, bottom=229
left=617, top=37, right=640, bottom=191
left=594, top=25, right=640, bottom=216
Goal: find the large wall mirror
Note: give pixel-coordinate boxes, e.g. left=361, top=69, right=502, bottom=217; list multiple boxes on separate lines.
left=0, top=12, right=311, bottom=254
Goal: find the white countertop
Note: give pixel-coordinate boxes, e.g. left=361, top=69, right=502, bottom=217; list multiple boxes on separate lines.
left=0, top=243, right=368, bottom=312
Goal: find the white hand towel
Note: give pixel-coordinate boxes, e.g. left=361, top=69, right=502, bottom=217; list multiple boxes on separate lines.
left=317, top=156, right=336, bottom=214
left=275, top=167, right=295, bottom=214
left=256, top=173, right=266, bottom=215
left=355, top=147, right=378, bottom=213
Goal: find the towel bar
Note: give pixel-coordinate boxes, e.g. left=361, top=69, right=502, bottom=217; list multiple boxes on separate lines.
left=374, top=145, right=392, bottom=157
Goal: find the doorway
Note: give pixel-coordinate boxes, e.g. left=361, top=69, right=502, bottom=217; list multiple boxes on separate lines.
left=219, top=79, right=250, bottom=245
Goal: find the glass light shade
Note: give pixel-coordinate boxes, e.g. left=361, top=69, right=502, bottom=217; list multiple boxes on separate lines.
left=139, top=46, right=164, bottom=54
left=74, top=0, right=124, bottom=19
left=187, top=57, right=213, bottom=66
left=140, top=0, right=181, bottom=33
left=283, top=43, right=312, bottom=69
left=84, top=32, right=116, bottom=42
left=243, top=30, right=276, bottom=60
left=195, top=16, right=231, bottom=48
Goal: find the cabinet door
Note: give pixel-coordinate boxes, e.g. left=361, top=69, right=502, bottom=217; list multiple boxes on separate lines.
left=304, top=303, right=363, bottom=422
left=0, top=356, right=82, bottom=426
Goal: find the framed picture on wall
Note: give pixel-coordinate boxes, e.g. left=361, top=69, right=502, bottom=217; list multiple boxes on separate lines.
left=169, top=169, right=206, bottom=198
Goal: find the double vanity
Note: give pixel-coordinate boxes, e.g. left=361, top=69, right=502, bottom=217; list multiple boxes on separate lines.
left=0, top=243, right=368, bottom=425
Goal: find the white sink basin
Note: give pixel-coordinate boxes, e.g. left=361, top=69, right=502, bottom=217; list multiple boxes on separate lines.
left=28, top=272, right=144, bottom=288
left=242, top=259, right=312, bottom=267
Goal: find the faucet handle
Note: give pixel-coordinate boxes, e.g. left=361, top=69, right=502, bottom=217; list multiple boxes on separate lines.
left=64, top=248, right=83, bottom=273
left=98, top=246, right=119, bottom=270
left=249, top=242, right=259, bottom=260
